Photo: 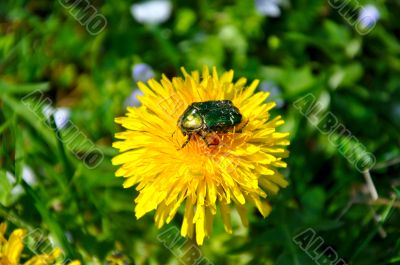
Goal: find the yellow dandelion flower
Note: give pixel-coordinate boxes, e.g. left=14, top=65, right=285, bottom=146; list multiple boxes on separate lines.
left=112, top=66, right=290, bottom=245
left=0, top=223, right=81, bottom=265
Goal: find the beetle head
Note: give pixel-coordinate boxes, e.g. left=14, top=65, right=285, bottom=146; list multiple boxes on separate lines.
left=180, top=109, right=203, bottom=132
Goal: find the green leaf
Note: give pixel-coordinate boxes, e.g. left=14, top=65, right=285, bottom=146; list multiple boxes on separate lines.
left=0, top=81, right=49, bottom=95
left=0, top=170, right=13, bottom=206
left=1, top=94, right=56, bottom=148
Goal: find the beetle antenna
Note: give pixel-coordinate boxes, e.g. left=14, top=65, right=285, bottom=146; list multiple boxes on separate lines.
left=178, top=134, right=191, bottom=150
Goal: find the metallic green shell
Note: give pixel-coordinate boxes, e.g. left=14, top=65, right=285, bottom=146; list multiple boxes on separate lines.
left=179, top=100, right=242, bottom=133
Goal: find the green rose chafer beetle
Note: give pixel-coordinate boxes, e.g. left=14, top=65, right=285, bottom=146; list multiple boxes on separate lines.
left=177, top=100, right=246, bottom=148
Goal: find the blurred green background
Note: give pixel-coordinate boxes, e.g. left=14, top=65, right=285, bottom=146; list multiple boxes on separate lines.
left=1, top=0, right=400, bottom=264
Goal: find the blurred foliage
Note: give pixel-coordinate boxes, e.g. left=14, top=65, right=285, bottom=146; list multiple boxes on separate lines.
left=1, top=0, right=400, bottom=264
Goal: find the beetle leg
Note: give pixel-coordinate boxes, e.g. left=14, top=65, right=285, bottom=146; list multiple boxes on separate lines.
left=236, top=119, right=249, bottom=133
left=200, top=134, right=211, bottom=147
left=179, top=134, right=191, bottom=149
left=208, top=132, right=222, bottom=146
left=198, top=131, right=211, bottom=147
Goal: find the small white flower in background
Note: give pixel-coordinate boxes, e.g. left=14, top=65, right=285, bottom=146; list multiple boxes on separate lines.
left=358, top=4, right=380, bottom=29
left=6, top=171, right=15, bottom=185
left=126, top=63, right=155, bottom=108
left=43, top=106, right=71, bottom=129
left=255, top=0, right=282, bottom=17
left=6, top=171, right=24, bottom=198
left=124, top=89, right=144, bottom=108
left=260, top=81, right=284, bottom=108
left=22, top=165, right=37, bottom=186
left=132, top=63, right=155, bottom=82
left=131, top=0, right=172, bottom=25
